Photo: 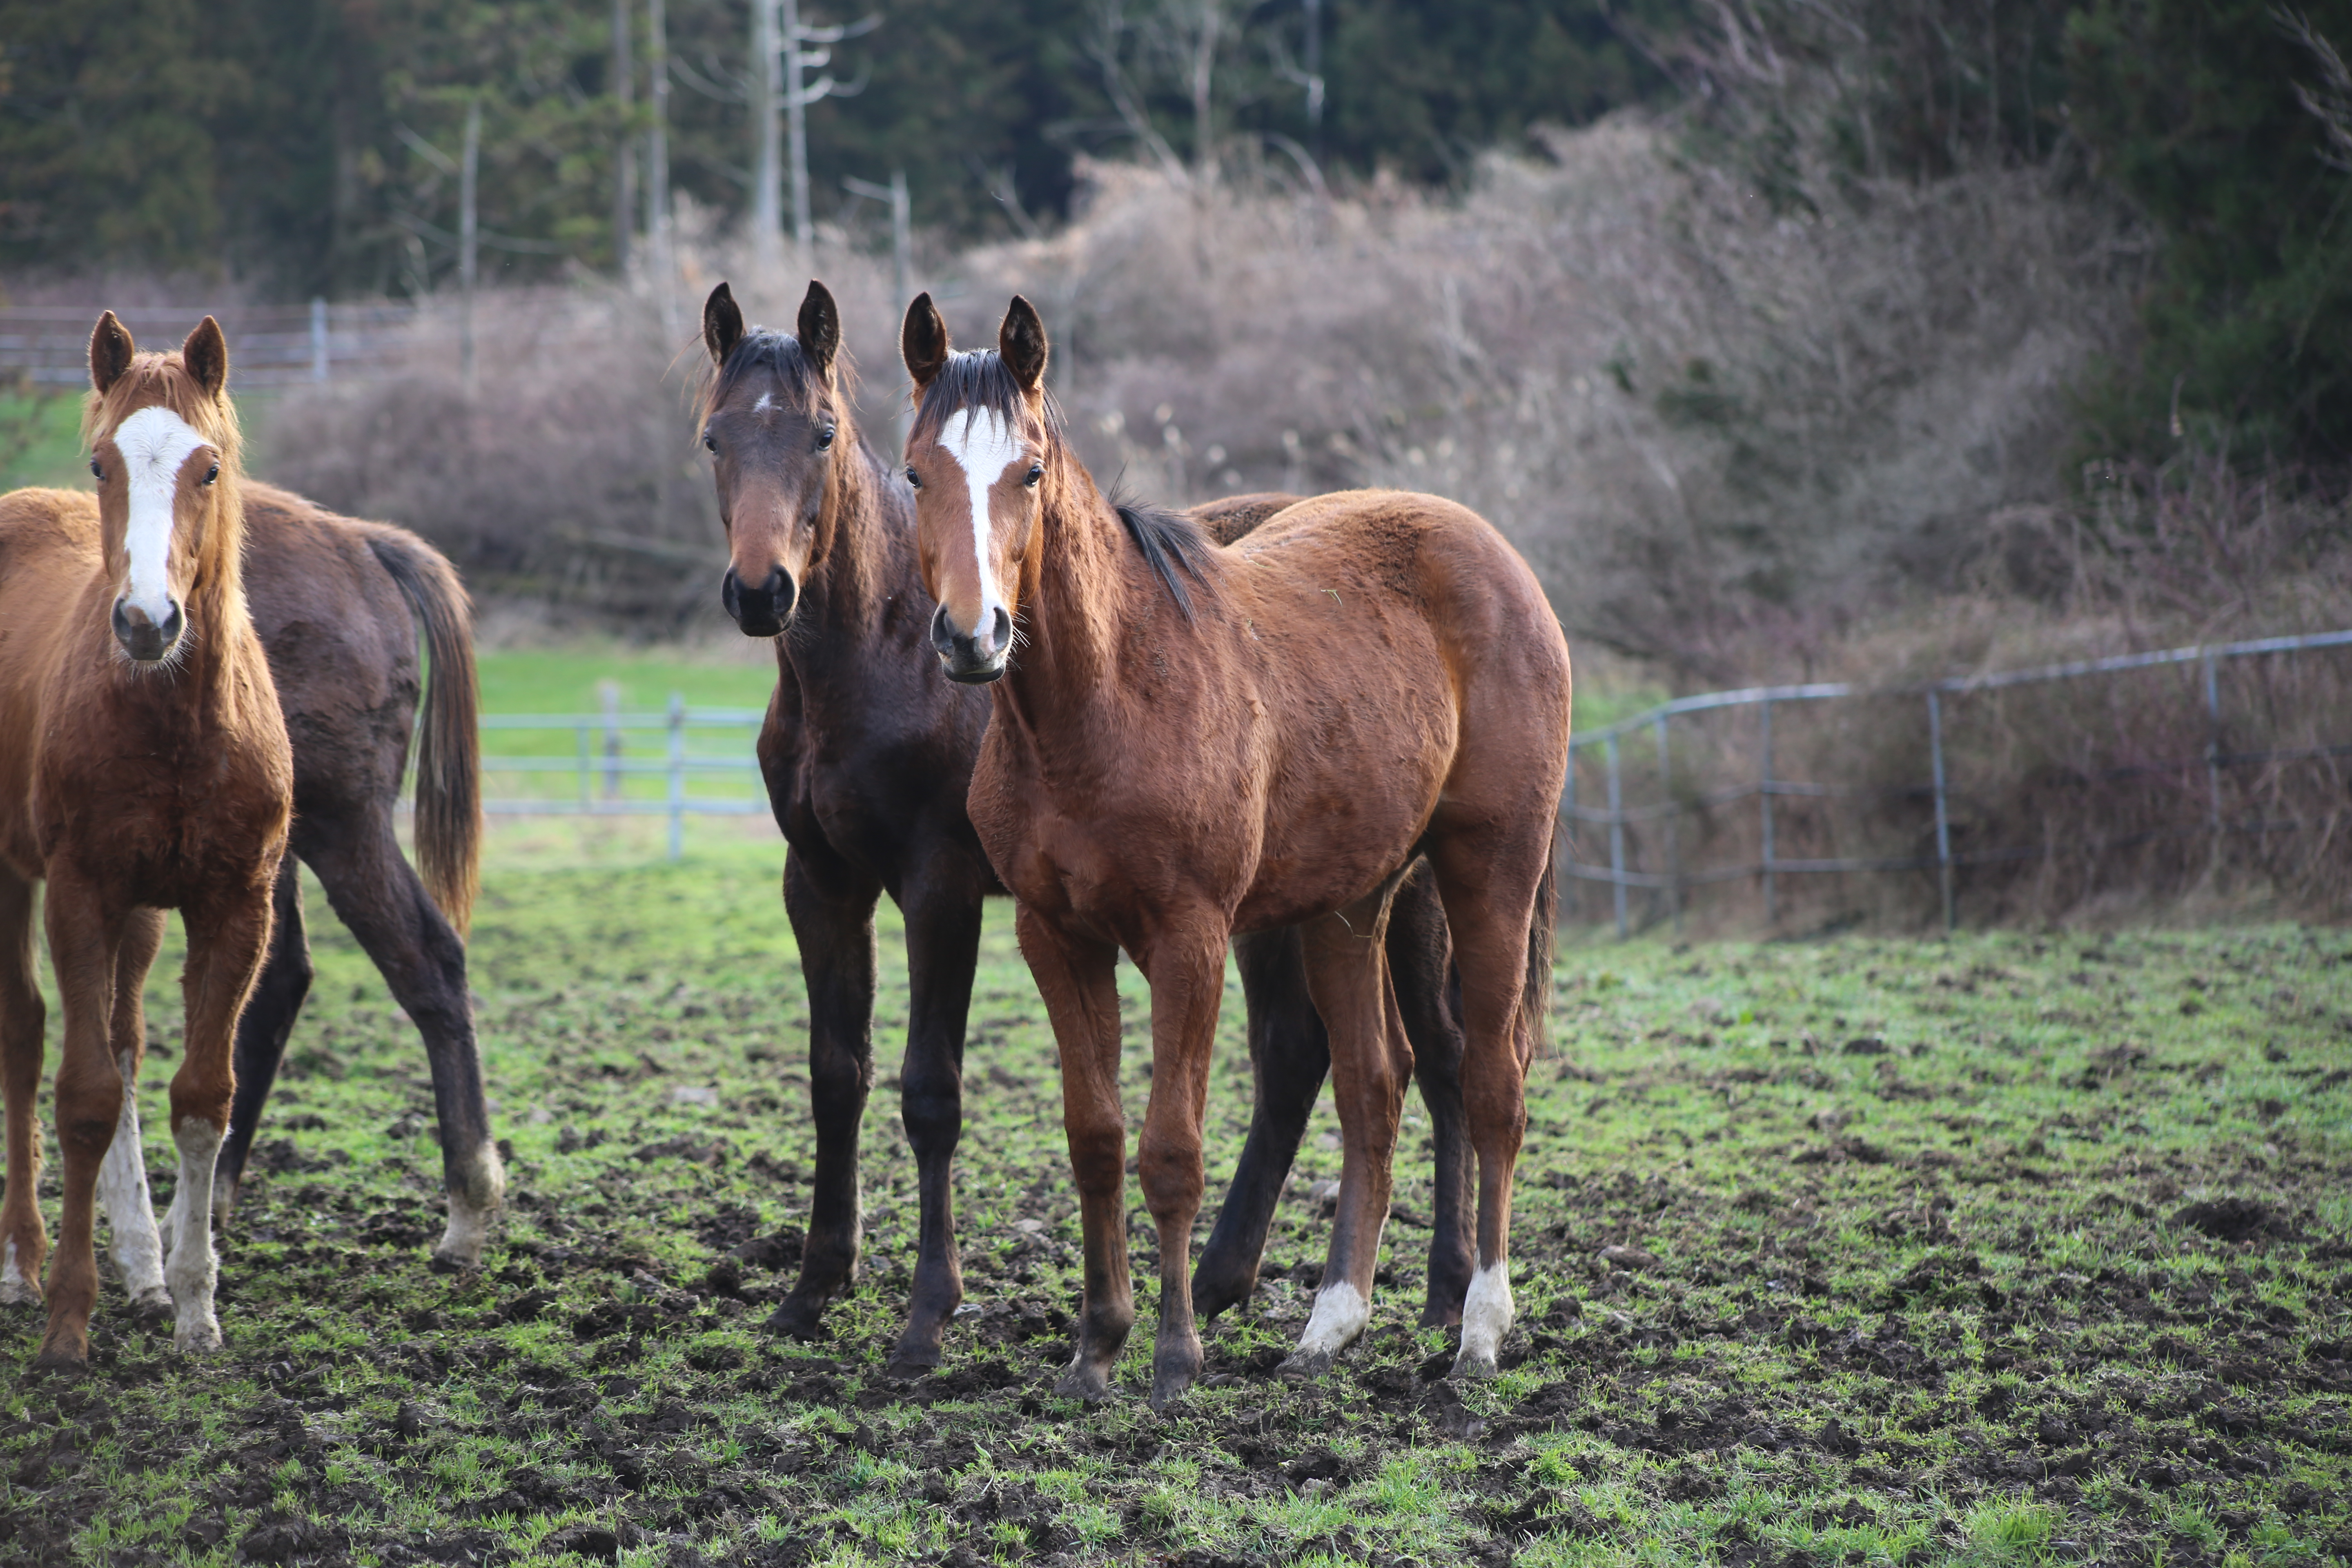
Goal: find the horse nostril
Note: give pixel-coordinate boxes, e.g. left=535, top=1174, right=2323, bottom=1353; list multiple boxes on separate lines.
left=988, top=606, right=1011, bottom=656
left=763, top=567, right=795, bottom=619
left=721, top=567, right=744, bottom=624
left=929, top=601, right=956, bottom=656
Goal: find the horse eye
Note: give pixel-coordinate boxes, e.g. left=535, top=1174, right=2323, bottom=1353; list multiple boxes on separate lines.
left=816, top=426, right=835, bottom=451
left=703, top=432, right=718, bottom=453
left=1025, top=463, right=1044, bottom=487
left=89, top=459, right=103, bottom=480
left=203, top=463, right=219, bottom=485
left=905, top=467, right=921, bottom=489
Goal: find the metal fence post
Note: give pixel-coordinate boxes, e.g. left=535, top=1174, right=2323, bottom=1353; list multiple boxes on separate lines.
left=1561, top=748, right=1578, bottom=927
left=309, top=297, right=330, bottom=382
left=600, top=680, right=623, bottom=804
left=576, top=719, right=590, bottom=809
left=1605, top=733, right=1627, bottom=940
left=1655, top=712, right=1681, bottom=935
left=1759, top=700, right=1775, bottom=926
left=667, top=692, right=686, bottom=861
left=1929, top=687, right=1955, bottom=933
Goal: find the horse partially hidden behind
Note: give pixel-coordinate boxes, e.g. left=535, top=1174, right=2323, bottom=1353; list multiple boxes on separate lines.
left=0, top=315, right=294, bottom=1365
left=901, top=294, right=1570, bottom=1405
left=695, top=281, right=1484, bottom=1374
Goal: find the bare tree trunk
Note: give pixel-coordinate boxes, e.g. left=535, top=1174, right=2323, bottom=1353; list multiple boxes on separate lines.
left=612, top=0, right=637, bottom=274
left=1187, top=0, right=1221, bottom=185
left=784, top=0, right=813, bottom=273
left=460, top=98, right=480, bottom=398
left=753, top=0, right=782, bottom=277
left=646, top=0, right=678, bottom=338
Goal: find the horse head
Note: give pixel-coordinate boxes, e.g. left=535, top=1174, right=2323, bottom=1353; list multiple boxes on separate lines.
left=699, top=280, right=853, bottom=638
left=899, top=292, right=1053, bottom=684
left=83, top=312, right=240, bottom=665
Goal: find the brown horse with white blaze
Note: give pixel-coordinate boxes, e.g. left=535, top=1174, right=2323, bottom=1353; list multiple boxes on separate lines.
left=901, top=293, right=1569, bottom=1405
left=0, top=315, right=294, bottom=1366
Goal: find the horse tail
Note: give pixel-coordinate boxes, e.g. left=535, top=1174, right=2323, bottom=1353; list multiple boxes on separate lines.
left=1519, top=822, right=1559, bottom=1066
left=364, top=525, right=482, bottom=935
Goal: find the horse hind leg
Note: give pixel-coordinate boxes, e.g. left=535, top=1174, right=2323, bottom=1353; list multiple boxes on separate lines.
left=1424, top=828, right=1551, bottom=1380
left=0, top=869, right=47, bottom=1306
left=1385, top=862, right=1475, bottom=1326
left=297, top=815, right=499, bottom=1269
left=97, top=907, right=171, bottom=1326
left=1193, top=925, right=1330, bottom=1322
left=1281, top=896, right=1412, bottom=1381
left=165, top=876, right=277, bottom=1354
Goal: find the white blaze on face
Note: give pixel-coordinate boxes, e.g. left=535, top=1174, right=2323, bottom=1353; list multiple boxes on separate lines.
left=934, top=406, right=1025, bottom=650
left=108, top=405, right=210, bottom=628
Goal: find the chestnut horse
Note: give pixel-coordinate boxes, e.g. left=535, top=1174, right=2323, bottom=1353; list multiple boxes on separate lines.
left=81, top=482, right=499, bottom=1286
left=901, top=294, right=1568, bottom=1404
left=697, top=281, right=1481, bottom=1374
left=0, top=316, right=294, bottom=1365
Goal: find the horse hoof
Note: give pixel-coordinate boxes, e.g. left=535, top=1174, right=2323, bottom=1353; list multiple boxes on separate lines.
left=29, top=1345, right=88, bottom=1375
left=174, top=1319, right=224, bottom=1355
left=1417, top=1300, right=1464, bottom=1329
left=1147, top=1370, right=1196, bottom=1409
left=128, top=1290, right=174, bottom=1331
left=1449, top=1348, right=1497, bottom=1380
left=1053, top=1363, right=1113, bottom=1403
left=884, top=1348, right=940, bottom=1381
left=764, top=1296, right=826, bottom=1341
left=1275, top=1348, right=1334, bottom=1381
left=427, top=1250, right=477, bottom=1276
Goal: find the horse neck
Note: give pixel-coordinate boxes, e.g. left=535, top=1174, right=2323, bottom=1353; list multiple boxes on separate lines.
left=1003, top=450, right=1135, bottom=719
left=788, top=428, right=904, bottom=664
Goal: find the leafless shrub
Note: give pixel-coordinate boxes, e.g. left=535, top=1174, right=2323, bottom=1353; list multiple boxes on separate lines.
left=1571, top=460, right=2352, bottom=933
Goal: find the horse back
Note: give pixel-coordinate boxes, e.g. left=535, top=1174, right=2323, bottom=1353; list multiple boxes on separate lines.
left=241, top=483, right=427, bottom=808
left=0, top=490, right=107, bottom=876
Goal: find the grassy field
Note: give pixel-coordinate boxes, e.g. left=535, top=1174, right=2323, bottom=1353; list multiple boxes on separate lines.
left=0, top=844, right=2346, bottom=1568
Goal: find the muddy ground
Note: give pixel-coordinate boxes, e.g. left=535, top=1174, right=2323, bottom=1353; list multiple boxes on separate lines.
left=1, top=856, right=2348, bottom=1566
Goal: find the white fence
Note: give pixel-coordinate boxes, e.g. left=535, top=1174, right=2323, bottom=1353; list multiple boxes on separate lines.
left=481, top=696, right=765, bottom=860
left=0, top=302, right=422, bottom=388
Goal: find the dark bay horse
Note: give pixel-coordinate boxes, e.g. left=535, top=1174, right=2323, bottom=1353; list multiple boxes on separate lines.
left=0, top=316, right=294, bottom=1365
left=901, top=294, right=1569, bottom=1405
left=697, top=281, right=1479, bottom=1375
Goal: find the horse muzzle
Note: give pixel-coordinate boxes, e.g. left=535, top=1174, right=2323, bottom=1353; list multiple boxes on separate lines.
left=111, top=597, right=184, bottom=663
left=930, top=602, right=1011, bottom=684
left=722, top=565, right=797, bottom=637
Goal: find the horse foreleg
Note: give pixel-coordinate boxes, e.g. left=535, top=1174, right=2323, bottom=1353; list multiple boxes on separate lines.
left=33, top=869, right=129, bottom=1367
left=1283, top=899, right=1411, bottom=1379
left=165, top=877, right=276, bottom=1354
left=216, top=855, right=310, bottom=1223
left=1017, top=906, right=1129, bottom=1401
left=299, top=814, right=500, bottom=1268
left=1386, top=863, right=1474, bottom=1325
left=1193, top=925, right=1327, bottom=1321
left=887, top=871, right=983, bottom=1376
left=1135, top=925, right=1229, bottom=1408
left=769, top=846, right=882, bottom=1339
left=0, top=869, right=47, bottom=1306
left=96, top=908, right=170, bottom=1324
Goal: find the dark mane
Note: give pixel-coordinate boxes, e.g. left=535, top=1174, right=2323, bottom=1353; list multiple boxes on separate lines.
left=915, top=350, right=1206, bottom=618
left=698, top=327, right=838, bottom=424
left=1107, top=484, right=1211, bottom=624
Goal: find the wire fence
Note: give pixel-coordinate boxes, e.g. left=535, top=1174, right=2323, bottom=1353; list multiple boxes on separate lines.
left=480, top=695, right=766, bottom=860
left=0, top=301, right=429, bottom=388
left=1563, top=628, right=2352, bottom=938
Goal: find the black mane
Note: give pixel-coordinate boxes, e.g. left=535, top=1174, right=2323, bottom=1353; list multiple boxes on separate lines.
left=915, top=350, right=1207, bottom=619
left=1107, top=486, right=1211, bottom=624
left=702, top=327, right=820, bottom=421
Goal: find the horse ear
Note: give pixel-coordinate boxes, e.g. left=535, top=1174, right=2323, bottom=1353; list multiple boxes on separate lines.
left=1000, top=296, right=1049, bottom=393
left=703, top=282, right=744, bottom=366
left=90, top=311, right=136, bottom=395
left=796, top=280, right=840, bottom=378
left=182, top=316, right=229, bottom=399
left=902, top=291, right=949, bottom=390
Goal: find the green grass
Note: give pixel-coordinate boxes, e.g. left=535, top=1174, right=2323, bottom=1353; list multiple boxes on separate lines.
left=0, top=390, right=88, bottom=492
left=2, top=850, right=2349, bottom=1566
left=474, top=647, right=776, bottom=718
